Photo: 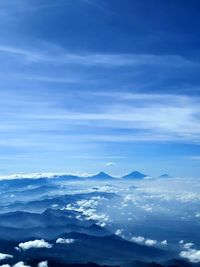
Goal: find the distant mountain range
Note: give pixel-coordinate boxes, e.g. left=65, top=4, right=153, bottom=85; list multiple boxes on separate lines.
left=82, top=171, right=172, bottom=180
left=0, top=171, right=173, bottom=182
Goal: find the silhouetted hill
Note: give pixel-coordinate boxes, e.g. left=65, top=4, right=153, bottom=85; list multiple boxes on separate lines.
left=123, top=171, right=147, bottom=179
left=87, top=172, right=116, bottom=180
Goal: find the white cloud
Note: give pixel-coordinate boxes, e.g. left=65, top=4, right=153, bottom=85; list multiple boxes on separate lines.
left=0, top=44, right=198, bottom=69
left=131, top=236, right=145, bottom=243
left=180, top=249, right=200, bottom=263
left=195, top=212, right=200, bottom=218
left=0, top=265, right=11, bottom=267
left=145, top=239, right=157, bottom=246
left=127, top=184, right=200, bottom=206
left=93, top=185, right=118, bottom=193
left=98, top=222, right=106, bottom=227
left=0, top=89, right=200, bottom=154
left=183, top=243, right=194, bottom=249
left=131, top=236, right=160, bottom=247
left=140, top=204, right=153, bottom=212
left=65, top=197, right=109, bottom=224
left=21, top=92, right=200, bottom=144
left=77, top=199, right=99, bottom=209
left=56, top=238, right=75, bottom=244
left=115, top=229, right=124, bottom=236
left=161, top=240, right=168, bottom=246
left=86, top=211, right=109, bottom=222
left=0, top=253, right=13, bottom=261
left=18, top=239, right=52, bottom=250
left=179, top=241, right=200, bottom=263
left=0, top=172, right=86, bottom=180
left=37, top=261, right=48, bottom=267
left=106, top=162, right=116, bottom=166
left=0, top=45, right=40, bottom=62
left=13, top=262, right=30, bottom=267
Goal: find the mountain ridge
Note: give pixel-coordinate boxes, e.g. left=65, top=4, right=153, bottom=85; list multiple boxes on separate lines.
left=86, top=172, right=116, bottom=180
left=122, top=171, right=147, bottom=180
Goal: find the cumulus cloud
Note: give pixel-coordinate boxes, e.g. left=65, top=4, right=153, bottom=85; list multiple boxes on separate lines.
left=13, top=262, right=30, bottom=267
left=131, top=236, right=145, bottom=243
left=179, top=241, right=200, bottom=263
left=65, top=197, right=109, bottom=224
left=161, top=240, right=168, bottom=246
left=86, top=211, right=109, bottom=222
left=56, top=238, right=75, bottom=244
left=0, top=253, right=13, bottom=261
left=180, top=249, right=200, bottom=263
left=115, top=229, right=124, bottom=236
left=183, top=243, right=194, bottom=249
left=76, top=199, right=99, bottom=209
left=98, top=222, right=106, bottom=227
left=37, top=261, right=48, bottom=267
left=0, top=265, right=11, bottom=267
left=131, top=236, right=162, bottom=247
left=144, top=239, right=157, bottom=246
left=18, top=239, right=52, bottom=250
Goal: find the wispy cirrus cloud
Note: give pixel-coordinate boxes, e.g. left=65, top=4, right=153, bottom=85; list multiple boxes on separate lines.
left=0, top=91, right=200, bottom=148
left=0, top=44, right=199, bottom=68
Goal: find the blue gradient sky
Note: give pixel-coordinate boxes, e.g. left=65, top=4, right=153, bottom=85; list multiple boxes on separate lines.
left=0, top=0, right=200, bottom=177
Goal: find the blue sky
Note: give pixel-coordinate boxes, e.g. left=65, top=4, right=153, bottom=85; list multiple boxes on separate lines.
left=0, top=0, right=200, bottom=177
